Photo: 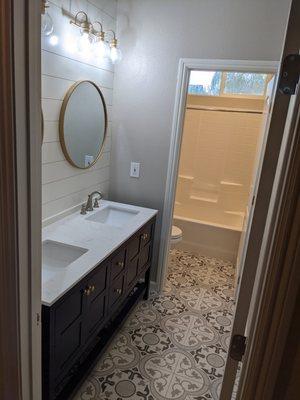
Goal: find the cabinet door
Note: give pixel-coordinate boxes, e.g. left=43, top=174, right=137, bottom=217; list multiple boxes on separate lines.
left=127, top=235, right=140, bottom=260
left=139, top=223, right=152, bottom=248
left=126, top=256, right=139, bottom=287
left=111, top=249, right=126, bottom=281
left=87, top=262, right=108, bottom=302
left=54, top=288, right=84, bottom=369
left=138, top=243, right=151, bottom=273
left=84, top=262, right=108, bottom=340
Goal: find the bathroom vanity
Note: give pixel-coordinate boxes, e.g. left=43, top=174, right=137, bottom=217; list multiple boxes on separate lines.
left=42, top=201, right=157, bottom=400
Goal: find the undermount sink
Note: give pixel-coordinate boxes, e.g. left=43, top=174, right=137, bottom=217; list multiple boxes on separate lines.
left=42, top=240, right=88, bottom=281
left=86, top=206, right=139, bottom=227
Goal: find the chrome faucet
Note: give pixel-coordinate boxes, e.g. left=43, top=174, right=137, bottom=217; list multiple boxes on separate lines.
left=85, top=191, right=103, bottom=212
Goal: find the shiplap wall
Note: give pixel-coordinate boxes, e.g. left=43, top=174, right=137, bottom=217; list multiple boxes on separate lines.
left=42, top=0, right=117, bottom=221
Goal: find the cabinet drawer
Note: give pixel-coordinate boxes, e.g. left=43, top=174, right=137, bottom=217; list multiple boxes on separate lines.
left=55, top=290, right=83, bottom=334
left=109, top=273, right=125, bottom=307
left=138, top=243, right=151, bottom=273
left=126, top=256, right=139, bottom=287
left=111, top=249, right=126, bottom=281
left=139, top=224, right=152, bottom=248
left=127, top=236, right=140, bottom=261
left=86, top=262, right=108, bottom=302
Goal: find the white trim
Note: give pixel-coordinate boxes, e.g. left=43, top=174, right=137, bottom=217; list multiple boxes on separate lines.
left=157, top=59, right=279, bottom=292
left=14, top=2, right=42, bottom=399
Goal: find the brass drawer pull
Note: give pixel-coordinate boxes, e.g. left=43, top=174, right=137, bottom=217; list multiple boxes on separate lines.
left=142, top=233, right=149, bottom=240
left=84, top=285, right=95, bottom=296
left=117, top=261, right=124, bottom=268
left=115, top=288, right=122, bottom=295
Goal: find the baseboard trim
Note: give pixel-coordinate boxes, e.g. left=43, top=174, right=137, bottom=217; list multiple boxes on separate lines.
left=150, top=280, right=159, bottom=294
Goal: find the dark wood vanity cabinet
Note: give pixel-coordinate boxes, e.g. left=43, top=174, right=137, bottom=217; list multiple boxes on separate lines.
left=42, top=217, right=156, bottom=400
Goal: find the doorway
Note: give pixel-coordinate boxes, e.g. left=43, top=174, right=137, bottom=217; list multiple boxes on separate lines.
left=157, top=59, right=278, bottom=397
left=158, top=60, right=277, bottom=292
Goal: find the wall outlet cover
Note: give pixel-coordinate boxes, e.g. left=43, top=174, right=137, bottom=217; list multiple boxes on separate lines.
left=130, top=162, right=140, bottom=178
left=85, top=155, right=94, bottom=167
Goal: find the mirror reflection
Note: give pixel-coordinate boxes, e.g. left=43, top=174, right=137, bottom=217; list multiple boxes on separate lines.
left=60, top=80, right=107, bottom=169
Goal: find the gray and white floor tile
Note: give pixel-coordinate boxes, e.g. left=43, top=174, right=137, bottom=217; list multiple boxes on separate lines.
left=74, top=249, right=236, bottom=400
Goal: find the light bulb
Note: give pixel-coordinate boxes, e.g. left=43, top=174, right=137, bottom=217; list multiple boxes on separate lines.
left=64, top=35, right=77, bottom=54
left=49, top=35, right=59, bottom=46
left=77, top=31, right=92, bottom=55
left=94, top=39, right=109, bottom=59
left=110, top=46, right=122, bottom=64
left=41, top=12, right=54, bottom=36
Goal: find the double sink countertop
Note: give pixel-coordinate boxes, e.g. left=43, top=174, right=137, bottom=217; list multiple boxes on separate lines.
left=42, top=200, right=158, bottom=306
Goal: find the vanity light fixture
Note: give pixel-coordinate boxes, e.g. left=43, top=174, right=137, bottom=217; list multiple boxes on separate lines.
left=106, top=30, right=122, bottom=64
left=68, top=11, right=122, bottom=63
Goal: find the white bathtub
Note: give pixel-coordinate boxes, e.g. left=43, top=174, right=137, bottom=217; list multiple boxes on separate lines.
left=173, top=214, right=242, bottom=263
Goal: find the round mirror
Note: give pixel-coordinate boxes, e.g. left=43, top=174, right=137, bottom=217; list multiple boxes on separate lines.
left=59, top=80, right=107, bottom=169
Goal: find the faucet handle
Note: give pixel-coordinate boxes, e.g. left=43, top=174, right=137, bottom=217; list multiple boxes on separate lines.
left=86, top=194, right=94, bottom=211
left=80, top=204, right=87, bottom=215
left=93, top=198, right=100, bottom=208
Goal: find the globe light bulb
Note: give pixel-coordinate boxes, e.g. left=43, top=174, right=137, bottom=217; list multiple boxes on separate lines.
left=110, top=45, right=122, bottom=64
left=49, top=35, right=59, bottom=46
left=64, top=35, right=77, bottom=54
left=77, top=31, right=92, bottom=55
left=41, top=12, right=54, bottom=36
left=94, top=39, right=109, bottom=59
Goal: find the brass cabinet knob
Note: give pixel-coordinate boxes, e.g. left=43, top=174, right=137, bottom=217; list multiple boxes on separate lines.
left=117, top=261, right=124, bottom=268
left=115, top=288, right=122, bottom=295
left=142, top=233, right=148, bottom=240
left=84, top=285, right=95, bottom=296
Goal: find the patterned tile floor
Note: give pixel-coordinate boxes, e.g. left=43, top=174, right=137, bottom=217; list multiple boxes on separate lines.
left=74, top=249, right=236, bottom=400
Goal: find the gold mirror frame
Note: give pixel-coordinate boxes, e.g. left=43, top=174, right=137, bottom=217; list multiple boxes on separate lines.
left=59, top=80, right=108, bottom=169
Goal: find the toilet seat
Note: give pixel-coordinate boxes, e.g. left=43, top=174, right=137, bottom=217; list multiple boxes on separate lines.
left=170, top=226, right=182, bottom=245
left=171, top=225, right=182, bottom=239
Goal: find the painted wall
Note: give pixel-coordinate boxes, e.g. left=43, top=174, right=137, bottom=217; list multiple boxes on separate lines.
left=110, top=0, right=291, bottom=279
left=175, top=96, right=265, bottom=230
left=42, top=0, right=117, bottom=221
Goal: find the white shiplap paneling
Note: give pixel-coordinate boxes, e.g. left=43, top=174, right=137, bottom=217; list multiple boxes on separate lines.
left=42, top=0, right=116, bottom=221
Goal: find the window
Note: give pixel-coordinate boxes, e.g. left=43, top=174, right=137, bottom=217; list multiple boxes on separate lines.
left=188, top=70, right=270, bottom=97
left=188, top=71, right=221, bottom=96
left=223, top=72, right=268, bottom=96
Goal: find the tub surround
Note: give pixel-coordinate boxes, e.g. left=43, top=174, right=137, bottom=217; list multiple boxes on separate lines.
left=175, top=96, right=264, bottom=230
left=42, top=200, right=158, bottom=306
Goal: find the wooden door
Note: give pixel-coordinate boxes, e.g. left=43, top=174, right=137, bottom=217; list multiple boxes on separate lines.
left=220, top=1, right=300, bottom=398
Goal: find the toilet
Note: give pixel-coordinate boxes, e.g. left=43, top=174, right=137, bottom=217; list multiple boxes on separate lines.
left=170, top=225, right=183, bottom=246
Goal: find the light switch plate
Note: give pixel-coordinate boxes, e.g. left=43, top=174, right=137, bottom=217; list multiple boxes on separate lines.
left=130, top=162, right=140, bottom=178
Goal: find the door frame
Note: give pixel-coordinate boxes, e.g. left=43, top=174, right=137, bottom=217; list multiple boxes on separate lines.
left=0, top=1, right=42, bottom=399
left=0, top=2, right=22, bottom=398
left=157, top=58, right=278, bottom=292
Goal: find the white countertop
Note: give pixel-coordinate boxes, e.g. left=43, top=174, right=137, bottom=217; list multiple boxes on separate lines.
left=42, top=200, right=158, bottom=306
